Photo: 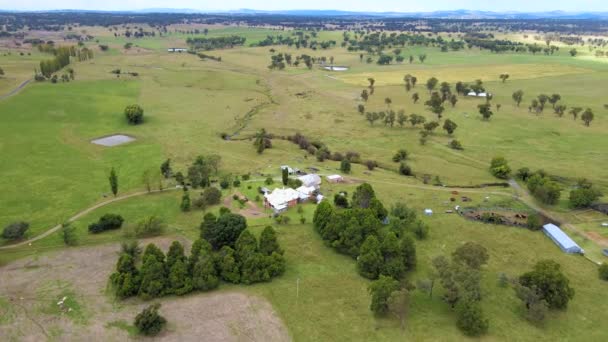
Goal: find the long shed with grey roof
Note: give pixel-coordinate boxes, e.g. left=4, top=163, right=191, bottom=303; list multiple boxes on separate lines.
left=542, top=223, right=584, bottom=254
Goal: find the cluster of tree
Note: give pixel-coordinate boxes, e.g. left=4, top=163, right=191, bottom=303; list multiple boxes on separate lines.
left=431, top=242, right=490, bottom=336
left=88, top=213, right=124, bottom=234
left=38, top=45, right=93, bottom=78
left=512, top=260, right=575, bottom=323
left=253, top=128, right=273, bottom=154
left=254, top=32, right=336, bottom=50
left=180, top=154, right=221, bottom=188
left=568, top=179, right=602, bottom=209
left=186, top=35, right=246, bottom=50
left=110, top=223, right=285, bottom=300
left=2, top=221, right=29, bottom=240
left=514, top=92, right=595, bottom=126
left=285, top=132, right=376, bottom=169
left=516, top=169, right=562, bottom=205
left=124, top=104, right=144, bottom=125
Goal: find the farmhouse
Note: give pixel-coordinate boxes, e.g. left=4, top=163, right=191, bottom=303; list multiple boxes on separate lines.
left=298, top=174, right=322, bottom=189
left=168, top=48, right=188, bottom=52
left=327, top=174, right=344, bottom=183
left=296, top=185, right=316, bottom=201
left=264, top=188, right=301, bottom=213
left=542, top=223, right=584, bottom=254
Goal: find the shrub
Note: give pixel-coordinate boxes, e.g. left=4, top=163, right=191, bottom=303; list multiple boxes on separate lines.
left=61, top=222, right=78, bottom=246
left=2, top=221, right=29, bottom=240
left=233, top=179, right=241, bottom=187
left=334, top=193, right=349, bottom=208
left=134, top=216, right=166, bottom=237
left=398, top=163, right=412, bottom=176
left=340, top=159, right=351, bottom=173
left=392, top=149, right=408, bottom=162
left=455, top=299, right=489, bottom=336
left=365, top=160, right=378, bottom=171
left=599, top=263, right=608, bottom=281
left=526, top=214, right=542, bottom=231
left=242, top=173, right=250, bottom=181
left=265, top=177, right=274, bottom=185
left=124, top=104, right=144, bottom=125
left=489, top=157, right=511, bottom=179
left=220, top=180, right=230, bottom=189
left=88, top=214, right=124, bottom=234
left=449, top=139, right=463, bottom=150
left=134, top=303, right=167, bottom=336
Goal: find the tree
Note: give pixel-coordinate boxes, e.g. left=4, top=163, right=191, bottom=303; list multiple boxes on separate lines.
left=361, top=89, right=369, bottom=102
left=449, top=139, right=463, bottom=150
left=0, top=67, right=4, bottom=76
left=400, top=235, right=417, bottom=271
left=124, top=104, right=144, bottom=125
left=138, top=254, right=167, bottom=299
left=259, top=226, right=283, bottom=256
left=537, top=94, right=549, bottom=111
left=201, top=187, right=222, bottom=206
left=340, top=159, right=351, bottom=173
left=365, top=112, right=379, bottom=126
left=455, top=299, right=489, bottom=336
left=352, top=183, right=376, bottom=209
left=499, top=73, right=509, bottom=83
left=61, top=222, right=78, bottom=246
left=449, top=94, right=458, bottom=107
left=180, top=190, right=191, bottom=211
left=368, top=77, right=375, bottom=88
left=282, top=167, right=289, bottom=185
left=357, top=104, right=365, bottom=115
left=167, top=259, right=192, bottom=295
left=201, top=213, right=247, bottom=250
left=409, top=114, right=425, bottom=126
left=397, top=111, right=408, bottom=127
left=88, top=213, right=124, bottom=233
left=599, top=263, right=608, bottom=281
left=478, top=103, right=493, bottom=120
left=388, top=289, right=409, bottom=330
left=160, top=159, right=172, bottom=178
left=442, top=119, right=457, bottom=135
left=489, top=156, right=511, bottom=179
left=218, top=246, right=240, bottom=283
left=519, top=260, right=575, bottom=310
left=549, top=94, right=561, bottom=108
left=392, top=149, right=408, bottom=162
left=514, top=283, right=549, bottom=323
left=368, top=275, right=400, bottom=315
left=426, top=77, right=438, bottom=94
left=357, top=235, right=383, bottom=279
left=581, top=108, right=594, bottom=126
left=191, top=244, right=219, bottom=291
left=384, top=97, right=392, bottom=108
left=2, top=221, right=29, bottom=240
left=418, top=54, right=427, bottom=63
left=569, top=48, right=577, bottom=57
left=452, top=242, right=489, bottom=269
left=512, top=90, right=524, bottom=107
left=111, top=253, right=140, bottom=298
left=423, top=121, right=439, bottom=133
left=253, top=128, right=271, bottom=154
left=109, top=167, right=118, bottom=196
left=134, top=304, right=167, bottom=336
left=407, top=93, right=418, bottom=106
left=569, top=186, right=601, bottom=208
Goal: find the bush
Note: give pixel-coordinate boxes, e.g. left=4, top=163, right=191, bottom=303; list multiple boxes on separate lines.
left=365, top=160, right=378, bottom=171
left=398, top=163, right=412, bottom=176
left=134, top=216, right=166, bottom=238
left=599, top=263, right=608, bottom=281
left=61, top=222, right=78, bottom=246
left=392, top=149, right=408, bottom=162
left=124, top=104, right=144, bottom=125
left=526, top=214, right=542, bottom=231
left=2, top=221, right=29, bottom=240
left=456, top=299, right=489, bottom=336
left=489, top=157, right=511, bottom=179
left=449, top=139, right=463, bottom=150
left=88, top=214, right=124, bottom=234
left=265, top=177, right=274, bottom=185
left=134, top=303, right=167, bottom=336
left=220, top=180, right=230, bottom=189
left=340, top=159, right=351, bottom=173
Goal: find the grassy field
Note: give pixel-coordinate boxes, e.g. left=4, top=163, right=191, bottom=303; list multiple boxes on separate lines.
left=1, top=26, right=607, bottom=341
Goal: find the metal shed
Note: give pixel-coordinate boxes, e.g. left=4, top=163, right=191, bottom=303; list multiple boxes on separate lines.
left=542, top=223, right=584, bottom=254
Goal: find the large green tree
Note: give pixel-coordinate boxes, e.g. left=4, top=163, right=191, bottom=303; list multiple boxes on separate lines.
left=519, top=260, right=575, bottom=310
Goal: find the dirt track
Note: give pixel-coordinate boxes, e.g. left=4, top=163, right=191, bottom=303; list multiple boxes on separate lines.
left=0, top=237, right=290, bottom=341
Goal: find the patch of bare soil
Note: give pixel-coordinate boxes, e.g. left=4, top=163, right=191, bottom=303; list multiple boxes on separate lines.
left=0, top=238, right=290, bottom=342
left=223, top=192, right=265, bottom=218
left=586, top=232, right=608, bottom=247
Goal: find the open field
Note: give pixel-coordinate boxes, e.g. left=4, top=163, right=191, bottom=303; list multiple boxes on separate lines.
left=1, top=21, right=608, bottom=341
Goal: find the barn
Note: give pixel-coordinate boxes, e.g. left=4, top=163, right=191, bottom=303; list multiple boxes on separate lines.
left=542, top=223, right=584, bottom=254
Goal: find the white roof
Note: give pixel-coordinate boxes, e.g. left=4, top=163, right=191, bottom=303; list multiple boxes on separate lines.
left=542, top=223, right=583, bottom=253
left=424, top=209, right=433, bottom=213
left=299, top=174, right=322, bottom=187
left=296, top=185, right=315, bottom=195
left=264, top=188, right=300, bottom=208
left=467, top=91, right=477, bottom=96
left=327, top=174, right=343, bottom=180
left=477, top=92, right=488, bottom=97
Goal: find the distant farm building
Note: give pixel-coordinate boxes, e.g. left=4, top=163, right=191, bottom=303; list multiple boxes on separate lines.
left=168, top=48, right=188, bottom=53
left=326, top=174, right=344, bottom=183
left=467, top=91, right=490, bottom=98
left=298, top=174, right=322, bottom=189
left=542, top=223, right=584, bottom=254
left=296, top=185, right=316, bottom=201
left=424, top=209, right=433, bottom=216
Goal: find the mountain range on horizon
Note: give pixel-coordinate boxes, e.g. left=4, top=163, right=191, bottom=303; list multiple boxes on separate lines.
left=4, top=8, right=608, bottom=20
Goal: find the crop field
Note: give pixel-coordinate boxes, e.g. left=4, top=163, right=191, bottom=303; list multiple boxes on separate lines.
left=1, top=20, right=607, bottom=341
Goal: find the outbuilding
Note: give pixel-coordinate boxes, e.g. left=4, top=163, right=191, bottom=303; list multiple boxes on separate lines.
left=542, top=223, right=584, bottom=254
left=327, top=174, right=344, bottom=183
left=264, top=188, right=300, bottom=213
left=298, top=174, right=322, bottom=189
left=424, top=209, right=433, bottom=216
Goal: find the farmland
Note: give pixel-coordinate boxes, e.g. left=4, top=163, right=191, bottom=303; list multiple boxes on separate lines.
left=1, top=15, right=607, bottom=341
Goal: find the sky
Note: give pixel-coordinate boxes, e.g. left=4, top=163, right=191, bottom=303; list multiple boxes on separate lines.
left=1, top=0, right=607, bottom=12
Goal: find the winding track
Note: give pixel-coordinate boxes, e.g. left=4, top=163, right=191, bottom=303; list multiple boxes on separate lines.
left=0, top=79, right=31, bottom=101
left=0, top=188, right=178, bottom=250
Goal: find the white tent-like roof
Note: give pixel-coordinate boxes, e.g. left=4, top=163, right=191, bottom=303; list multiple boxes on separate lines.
left=264, top=188, right=300, bottom=209
left=298, top=174, right=322, bottom=188
left=296, top=185, right=316, bottom=200
left=542, top=223, right=584, bottom=254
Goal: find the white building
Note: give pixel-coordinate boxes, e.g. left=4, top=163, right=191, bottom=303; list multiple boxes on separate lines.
left=424, top=209, right=433, bottom=216
left=264, top=188, right=301, bottom=213
left=326, top=174, right=344, bottom=183
left=280, top=165, right=295, bottom=175
left=296, top=185, right=316, bottom=201
left=298, top=174, right=322, bottom=189
left=168, top=48, right=188, bottom=53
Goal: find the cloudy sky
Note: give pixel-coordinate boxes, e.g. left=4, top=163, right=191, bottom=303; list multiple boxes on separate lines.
left=2, top=0, right=607, bottom=12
